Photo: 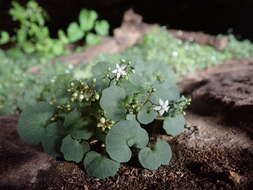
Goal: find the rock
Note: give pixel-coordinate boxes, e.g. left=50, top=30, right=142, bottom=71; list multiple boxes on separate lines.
left=0, top=115, right=53, bottom=190
left=169, top=29, right=228, bottom=50
left=183, top=59, right=253, bottom=124
left=114, top=9, right=158, bottom=49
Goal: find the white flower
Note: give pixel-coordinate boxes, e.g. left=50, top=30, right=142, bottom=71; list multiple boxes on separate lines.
left=112, top=64, right=127, bottom=79
left=172, top=51, right=178, bottom=57
left=153, top=99, right=169, bottom=116
left=68, top=64, right=74, bottom=70
left=79, top=94, right=84, bottom=100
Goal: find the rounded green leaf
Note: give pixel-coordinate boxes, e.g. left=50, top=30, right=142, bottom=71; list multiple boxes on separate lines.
left=95, top=20, right=109, bottom=36
left=137, top=102, right=157, bottom=124
left=67, top=22, right=84, bottom=43
left=18, top=102, right=55, bottom=145
left=118, top=78, right=145, bottom=95
left=84, top=151, right=120, bottom=179
left=58, top=29, right=69, bottom=44
left=106, top=120, right=149, bottom=163
left=79, top=9, right=98, bottom=31
left=85, top=33, right=101, bottom=45
left=17, top=29, right=27, bottom=44
left=150, top=83, right=180, bottom=104
left=129, top=59, right=176, bottom=88
left=42, top=136, right=62, bottom=157
left=41, top=123, right=62, bottom=157
left=132, top=124, right=150, bottom=149
left=0, top=31, right=10, bottom=44
left=23, top=42, right=35, bottom=53
left=60, top=135, right=90, bottom=162
left=64, top=112, right=94, bottom=140
left=126, top=113, right=136, bottom=121
left=163, top=114, right=185, bottom=136
left=71, top=128, right=93, bottom=140
left=138, top=140, right=172, bottom=170
left=100, top=85, right=126, bottom=121
left=63, top=111, right=82, bottom=127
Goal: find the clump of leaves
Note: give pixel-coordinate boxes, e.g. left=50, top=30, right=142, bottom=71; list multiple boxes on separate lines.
left=81, top=27, right=253, bottom=78
left=0, top=0, right=109, bottom=61
left=18, top=59, right=190, bottom=178
left=0, top=48, right=80, bottom=115
left=67, top=9, right=109, bottom=46
left=222, top=34, right=253, bottom=58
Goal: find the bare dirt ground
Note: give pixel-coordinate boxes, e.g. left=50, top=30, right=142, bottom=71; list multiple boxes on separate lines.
left=1, top=10, right=253, bottom=190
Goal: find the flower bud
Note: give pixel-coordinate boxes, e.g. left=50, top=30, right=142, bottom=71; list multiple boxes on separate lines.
left=95, top=93, right=100, bottom=100
left=100, top=117, right=106, bottom=123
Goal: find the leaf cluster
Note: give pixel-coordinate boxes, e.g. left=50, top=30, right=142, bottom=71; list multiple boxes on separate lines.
left=0, top=0, right=109, bottom=61
left=18, top=59, right=190, bottom=178
left=0, top=48, right=82, bottom=115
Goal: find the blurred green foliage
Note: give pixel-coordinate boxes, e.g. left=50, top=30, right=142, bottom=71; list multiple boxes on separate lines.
left=0, top=0, right=109, bottom=61
left=0, top=48, right=81, bottom=114
left=82, top=28, right=253, bottom=77
left=1, top=27, right=253, bottom=115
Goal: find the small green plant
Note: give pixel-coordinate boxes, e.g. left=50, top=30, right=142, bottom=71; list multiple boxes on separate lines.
left=1, top=0, right=109, bottom=61
left=66, top=9, right=109, bottom=46
left=18, top=59, right=190, bottom=178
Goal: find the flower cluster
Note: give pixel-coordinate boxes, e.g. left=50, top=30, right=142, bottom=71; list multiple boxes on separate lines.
left=110, top=59, right=134, bottom=80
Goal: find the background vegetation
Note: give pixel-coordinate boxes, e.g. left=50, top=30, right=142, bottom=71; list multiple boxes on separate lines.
left=1, top=0, right=253, bottom=115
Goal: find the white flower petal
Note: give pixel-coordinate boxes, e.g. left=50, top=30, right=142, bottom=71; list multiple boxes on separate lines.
left=153, top=105, right=161, bottom=111
left=159, top=99, right=163, bottom=105
left=112, top=69, right=117, bottom=73
left=121, top=65, right=127, bottom=69
left=112, top=64, right=128, bottom=80
left=159, top=110, right=165, bottom=116
left=121, top=71, right=127, bottom=76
